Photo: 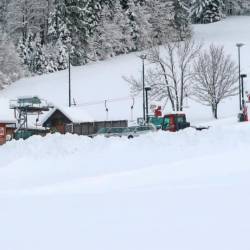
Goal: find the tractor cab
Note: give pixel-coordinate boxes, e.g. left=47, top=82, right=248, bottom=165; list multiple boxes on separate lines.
left=162, top=113, right=190, bottom=132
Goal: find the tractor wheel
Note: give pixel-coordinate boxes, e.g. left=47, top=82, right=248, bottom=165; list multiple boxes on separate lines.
left=128, top=135, right=134, bottom=139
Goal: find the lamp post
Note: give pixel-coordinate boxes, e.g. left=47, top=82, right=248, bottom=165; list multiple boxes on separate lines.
left=68, top=47, right=72, bottom=107
left=240, top=74, right=247, bottom=109
left=66, top=39, right=72, bottom=108
left=145, top=87, right=152, bottom=123
left=236, top=43, right=244, bottom=111
left=140, top=54, right=147, bottom=122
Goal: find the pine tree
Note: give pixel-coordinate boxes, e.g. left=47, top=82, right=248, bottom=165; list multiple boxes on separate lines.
left=172, top=0, right=191, bottom=40
left=203, top=0, right=224, bottom=23
left=17, top=33, right=34, bottom=72
left=145, top=0, right=175, bottom=43
left=191, top=0, right=224, bottom=23
left=48, top=0, right=70, bottom=44
left=88, top=4, right=117, bottom=60
left=126, top=0, right=152, bottom=50
left=32, top=35, right=48, bottom=75
left=55, top=38, right=69, bottom=71
left=112, top=0, right=134, bottom=54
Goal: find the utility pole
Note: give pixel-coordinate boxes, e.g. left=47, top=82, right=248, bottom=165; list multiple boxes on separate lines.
left=68, top=46, right=71, bottom=107
left=145, top=87, right=152, bottom=123
left=236, top=43, right=244, bottom=111
left=140, top=55, right=147, bottom=122
left=241, top=74, right=247, bottom=109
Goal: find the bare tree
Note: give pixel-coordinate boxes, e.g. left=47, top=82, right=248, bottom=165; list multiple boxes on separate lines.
left=192, top=44, right=238, bottom=119
left=126, top=37, right=202, bottom=111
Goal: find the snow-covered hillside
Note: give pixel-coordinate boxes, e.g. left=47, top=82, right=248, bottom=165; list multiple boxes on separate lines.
left=1, top=16, right=250, bottom=123
left=1, top=17, right=250, bottom=250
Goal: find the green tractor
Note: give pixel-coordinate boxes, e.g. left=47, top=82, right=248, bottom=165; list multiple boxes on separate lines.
left=151, top=113, right=190, bottom=132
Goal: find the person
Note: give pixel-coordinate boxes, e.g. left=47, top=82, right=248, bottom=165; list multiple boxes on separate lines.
left=154, top=106, right=162, bottom=117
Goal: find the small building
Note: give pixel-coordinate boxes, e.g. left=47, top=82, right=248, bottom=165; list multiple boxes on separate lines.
left=41, top=107, right=128, bottom=136
left=0, top=120, right=16, bottom=145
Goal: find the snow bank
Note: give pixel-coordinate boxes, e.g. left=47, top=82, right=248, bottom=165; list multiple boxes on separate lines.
left=0, top=120, right=249, bottom=194
left=0, top=121, right=250, bottom=250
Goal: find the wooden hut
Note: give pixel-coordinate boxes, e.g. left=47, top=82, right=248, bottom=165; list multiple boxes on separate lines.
left=41, top=107, right=128, bottom=136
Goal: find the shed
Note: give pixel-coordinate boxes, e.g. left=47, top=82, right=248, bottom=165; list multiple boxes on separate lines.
left=41, top=107, right=128, bottom=135
left=0, top=120, right=16, bottom=145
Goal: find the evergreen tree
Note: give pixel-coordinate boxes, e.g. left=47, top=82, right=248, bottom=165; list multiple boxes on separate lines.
left=87, top=4, right=115, bottom=60
left=48, top=0, right=102, bottom=65
left=203, top=0, right=224, bottom=23
left=17, top=33, right=34, bottom=72
left=55, top=38, right=69, bottom=71
left=172, top=0, right=191, bottom=40
left=112, top=0, right=134, bottom=54
left=145, top=0, right=175, bottom=43
left=32, top=35, right=48, bottom=74
left=191, top=0, right=224, bottom=23
left=48, top=0, right=72, bottom=47
left=126, top=0, right=152, bottom=50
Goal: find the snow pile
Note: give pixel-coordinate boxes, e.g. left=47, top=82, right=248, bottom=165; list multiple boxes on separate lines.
left=0, top=121, right=250, bottom=250
left=0, top=119, right=249, bottom=194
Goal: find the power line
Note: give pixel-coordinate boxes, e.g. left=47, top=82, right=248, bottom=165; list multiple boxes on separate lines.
left=76, top=96, right=141, bottom=107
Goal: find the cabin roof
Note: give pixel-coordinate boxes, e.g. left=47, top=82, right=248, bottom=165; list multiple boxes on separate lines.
left=41, top=106, right=94, bottom=126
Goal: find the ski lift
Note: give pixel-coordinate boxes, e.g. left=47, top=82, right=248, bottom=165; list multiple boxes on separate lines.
left=130, top=97, right=135, bottom=121
left=184, top=93, right=190, bottom=109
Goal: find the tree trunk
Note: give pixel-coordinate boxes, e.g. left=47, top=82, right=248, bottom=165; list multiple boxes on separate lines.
left=212, top=104, right=218, bottom=119
left=214, top=104, right=218, bottom=119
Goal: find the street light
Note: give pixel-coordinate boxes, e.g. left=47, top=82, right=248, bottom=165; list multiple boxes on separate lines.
left=145, top=87, right=152, bottom=123
left=68, top=46, right=72, bottom=107
left=140, top=54, right=147, bottom=122
left=240, top=73, right=247, bottom=108
left=236, top=43, right=244, bottom=111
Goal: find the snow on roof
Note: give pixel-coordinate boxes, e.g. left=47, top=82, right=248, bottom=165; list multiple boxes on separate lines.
left=41, top=106, right=94, bottom=125
left=0, top=98, right=16, bottom=124
left=0, top=120, right=16, bottom=124
left=58, top=106, right=94, bottom=123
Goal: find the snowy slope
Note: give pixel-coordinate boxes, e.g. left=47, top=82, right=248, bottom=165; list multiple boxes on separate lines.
left=1, top=17, right=250, bottom=250
left=1, top=16, right=250, bottom=123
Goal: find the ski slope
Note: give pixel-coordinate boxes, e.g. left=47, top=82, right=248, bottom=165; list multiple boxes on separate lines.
left=1, top=16, right=250, bottom=123
left=0, top=16, right=250, bottom=250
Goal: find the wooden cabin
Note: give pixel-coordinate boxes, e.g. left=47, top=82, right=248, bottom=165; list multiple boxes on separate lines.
left=41, top=107, right=128, bottom=136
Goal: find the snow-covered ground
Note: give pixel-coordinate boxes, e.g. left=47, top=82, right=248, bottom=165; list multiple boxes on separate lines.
left=1, top=120, right=250, bottom=250
left=1, top=17, right=250, bottom=250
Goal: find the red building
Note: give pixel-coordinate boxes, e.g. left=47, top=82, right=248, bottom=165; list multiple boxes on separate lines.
left=0, top=120, right=16, bottom=145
